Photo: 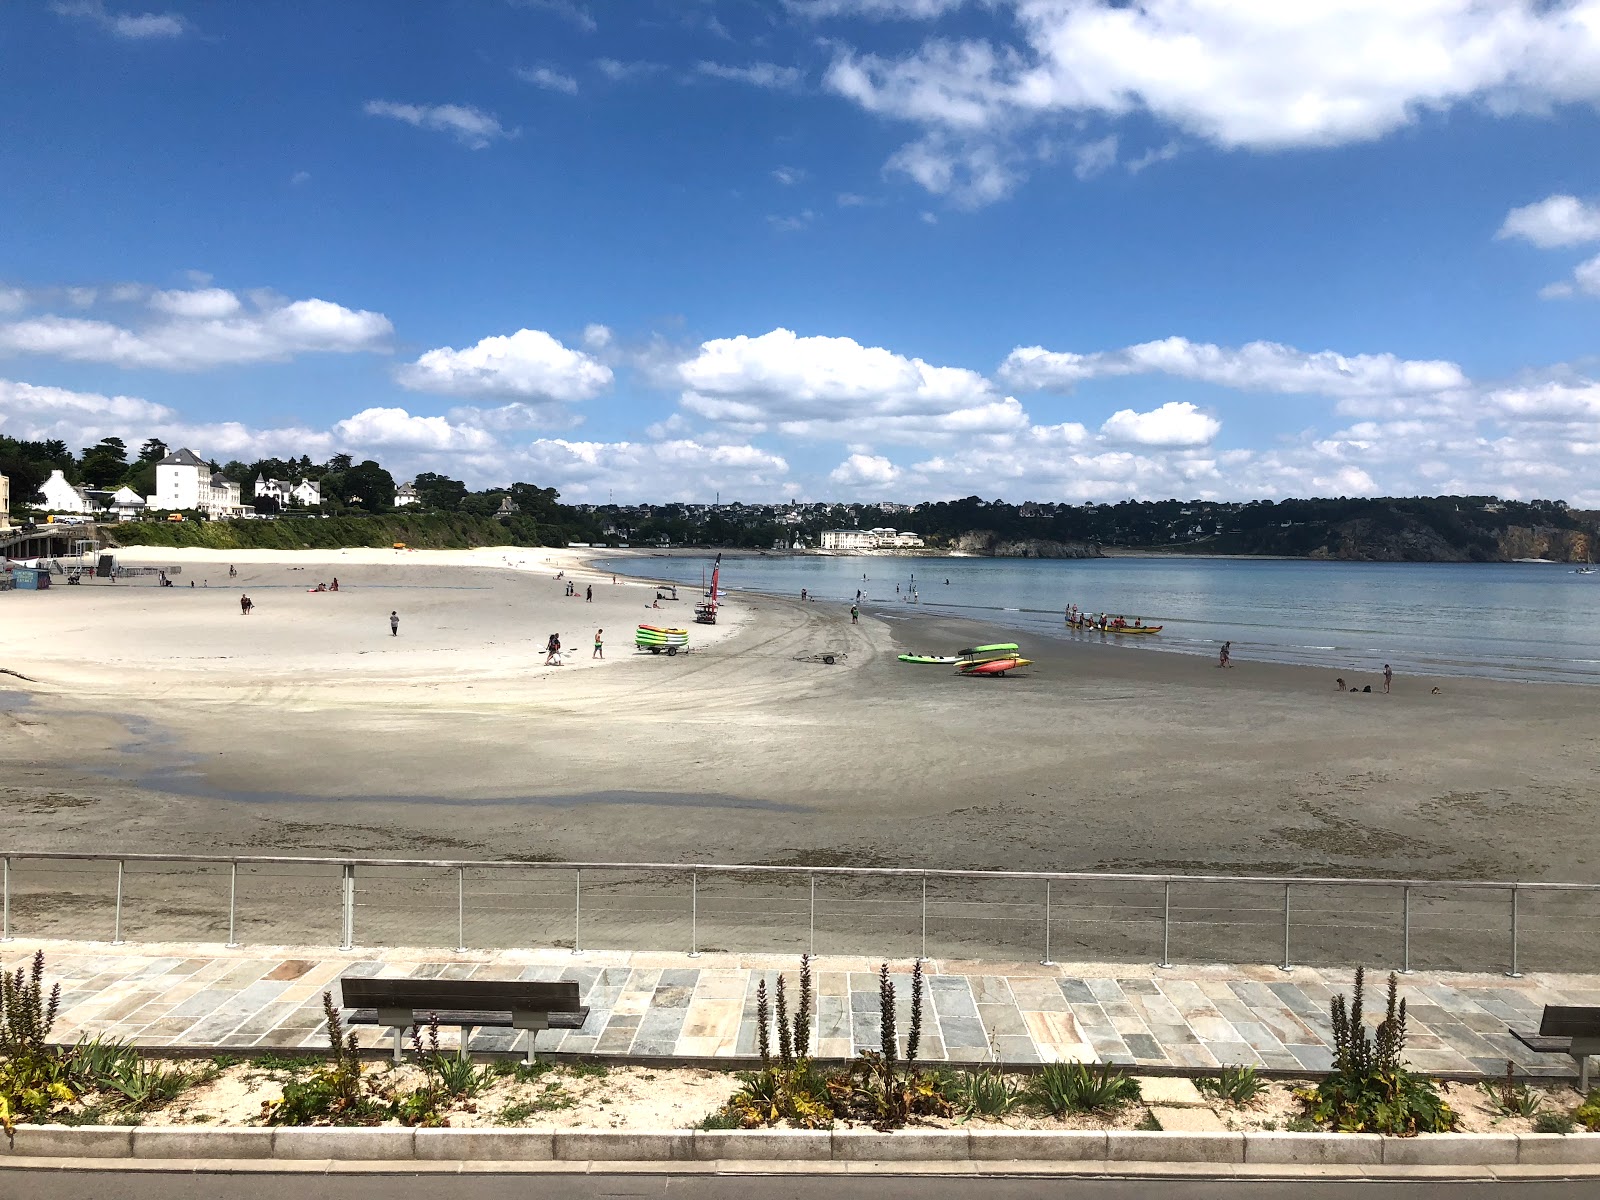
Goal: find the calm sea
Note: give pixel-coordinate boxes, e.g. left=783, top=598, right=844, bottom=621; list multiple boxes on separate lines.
left=593, top=554, right=1600, bottom=685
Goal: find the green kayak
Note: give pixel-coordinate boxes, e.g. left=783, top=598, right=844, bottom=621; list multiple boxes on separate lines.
left=958, top=642, right=1020, bottom=656
left=898, top=653, right=962, bottom=664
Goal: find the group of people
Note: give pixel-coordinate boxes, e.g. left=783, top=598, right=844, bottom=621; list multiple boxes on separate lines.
left=543, top=629, right=606, bottom=665
left=1334, top=665, right=1393, bottom=693
left=1066, top=605, right=1147, bottom=631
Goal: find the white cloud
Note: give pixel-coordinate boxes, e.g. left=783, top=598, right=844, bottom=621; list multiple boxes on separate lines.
left=595, top=58, right=664, bottom=81
left=515, top=0, right=597, bottom=33
left=363, top=101, right=513, bottom=149
left=1498, top=194, right=1600, bottom=248
left=695, top=61, right=805, bottom=90
left=51, top=1, right=187, bottom=39
left=676, top=327, right=1027, bottom=442
left=0, top=287, right=27, bottom=315
left=148, top=287, right=242, bottom=319
left=1125, top=141, right=1181, bottom=173
left=830, top=453, right=902, bottom=487
left=0, top=293, right=392, bottom=370
left=772, top=166, right=808, bottom=186
left=332, top=407, right=498, bottom=452
left=885, top=134, right=1021, bottom=207
left=516, top=65, right=579, bottom=94
left=1536, top=249, right=1600, bottom=299
left=768, top=210, right=817, bottom=232
left=1099, top=401, right=1221, bottom=448
left=1072, top=135, right=1119, bottom=181
left=1001, top=337, right=1468, bottom=401
left=823, top=2, right=1600, bottom=203
left=510, top=437, right=791, bottom=502
left=396, top=328, right=613, bottom=403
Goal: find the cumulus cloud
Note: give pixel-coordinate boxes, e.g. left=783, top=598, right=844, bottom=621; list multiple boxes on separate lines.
left=822, top=2, right=1600, bottom=202
left=676, top=327, right=1028, bottom=442
left=363, top=101, right=513, bottom=149
left=830, top=452, right=902, bottom=487
left=1099, top=401, right=1221, bottom=448
left=51, top=1, right=187, bottom=39
left=332, top=407, right=498, bottom=452
left=515, top=65, right=579, bottom=94
left=1498, top=194, right=1600, bottom=248
left=396, top=328, right=613, bottom=403
left=0, top=290, right=392, bottom=370
left=885, top=134, right=1022, bottom=207
left=0, top=287, right=28, bottom=315
left=1072, top=135, right=1119, bottom=181
left=509, top=437, right=791, bottom=502
left=1000, top=337, right=1468, bottom=401
left=788, top=0, right=969, bottom=17
left=695, top=61, right=805, bottom=90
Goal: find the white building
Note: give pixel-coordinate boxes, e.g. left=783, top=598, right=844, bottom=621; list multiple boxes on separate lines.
left=1, top=473, right=10, bottom=530
left=819, top=527, right=925, bottom=551
left=156, top=449, right=247, bottom=519
left=106, top=486, right=147, bottom=521
left=394, top=481, right=419, bottom=507
left=36, top=469, right=92, bottom=514
left=253, top=476, right=322, bottom=509
left=290, top=479, right=321, bottom=507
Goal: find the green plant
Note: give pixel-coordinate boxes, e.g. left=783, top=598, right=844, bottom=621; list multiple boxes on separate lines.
left=392, top=1016, right=493, bottom=1128
left=879, top=963, right=897, bottom=1065
left=1295, top=967, right=1456, bottom=1135
left=265, top=992, right=374, bottom=1126
left=1285, top=1114, right=1318, bottom=1132
left=950, top=1067, right=1022, bottom=1118
left=1535, top=1110, right=1576, bottom=1134
left=99, top=1058, right=195, bottom=1111
left=1479, top=1061, right=1543, bottom=1119
left=492, top=1059, right=554, bottom=1084
left=755, top=979, right=771, bottom=1066
left=497, top=1100, right=542, bottom=1125
left=696, top=1108, right=742, bottom=1131
left=722, top=1062, right=836, bottom=1129
left=1577, top=1089, right=1600, bottom=1132
left=793, top=954, right=813, bottom=1060
left=1196, top=1064, right=1267, bottom=1106
left=0, top=952, right=61, bottom=1063
left=1027, top=1062, right=1141, bottom=1117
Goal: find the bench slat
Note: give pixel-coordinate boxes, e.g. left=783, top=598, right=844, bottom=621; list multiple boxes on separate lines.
left=1540, top=1005, right=1600, bottom=1039
left=339, top=977, right=580, bottom=1012
left=346, top=1006, right=589, bottom=1030
left=1511, top=1030, right=1573, bottom=1053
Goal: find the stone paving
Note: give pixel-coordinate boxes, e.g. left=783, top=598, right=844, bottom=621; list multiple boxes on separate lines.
left=12, top=939, right=1600, bottom=1080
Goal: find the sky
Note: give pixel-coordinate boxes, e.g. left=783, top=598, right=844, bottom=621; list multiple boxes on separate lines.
left=3, top=0, right=1600, bottom=505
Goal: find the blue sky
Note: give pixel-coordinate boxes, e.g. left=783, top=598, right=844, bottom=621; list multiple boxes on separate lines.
left=4, top=0, right=1600, bottom=504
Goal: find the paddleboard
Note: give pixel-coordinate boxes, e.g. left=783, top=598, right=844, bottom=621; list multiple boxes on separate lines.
left=958, top=642, right=1020, bottom=656
left=898, top=654, right=962, bottom=664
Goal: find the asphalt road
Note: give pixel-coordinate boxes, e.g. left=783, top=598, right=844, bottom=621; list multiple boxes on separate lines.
left=6, top=1171, right=1595, bottom=1200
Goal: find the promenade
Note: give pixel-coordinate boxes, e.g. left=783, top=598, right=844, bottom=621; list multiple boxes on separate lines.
left=15, top=939, right=1598, bottom=1080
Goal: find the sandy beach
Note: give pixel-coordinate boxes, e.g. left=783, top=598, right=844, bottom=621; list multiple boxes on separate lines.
left=3, top=547, right=1598, bottom=968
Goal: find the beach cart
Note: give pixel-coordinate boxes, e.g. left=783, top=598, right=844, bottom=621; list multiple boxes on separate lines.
left=635, top=625, right=689, bottom=655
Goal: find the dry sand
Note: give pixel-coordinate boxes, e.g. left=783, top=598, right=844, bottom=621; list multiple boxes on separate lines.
left=3, top=546, right=1599, bottom=968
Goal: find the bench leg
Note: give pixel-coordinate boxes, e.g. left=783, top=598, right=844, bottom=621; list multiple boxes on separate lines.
left=518, top=1015, right=549, bottom=1066
left=1581, top=1053, right=1591, bottom=1095
left=458, top=1026, right=474, bottom=1061
left=393, top=1026, right=403, bottom=1064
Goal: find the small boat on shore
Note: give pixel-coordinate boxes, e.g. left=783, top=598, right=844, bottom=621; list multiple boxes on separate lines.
left=958, top=642, right=1020, bottom=656
left=898, top=653, right=962, bottom=664
left=958, top=656, right=1032, bottom=676
left=1068, top=619, right=1162, bottom=635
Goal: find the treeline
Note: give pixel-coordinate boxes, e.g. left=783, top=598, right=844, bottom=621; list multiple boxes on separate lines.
left=106, top=513, right=551, bottom=551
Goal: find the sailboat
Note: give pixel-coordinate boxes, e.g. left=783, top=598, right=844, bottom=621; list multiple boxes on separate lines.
left=695, top=556, right=720, bottom=623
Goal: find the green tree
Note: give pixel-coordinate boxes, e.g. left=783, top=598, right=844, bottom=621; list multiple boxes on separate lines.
left=78, top=437, right=129, bottom=487
left=413, top=472, right=467, bottom=510
left=343, top=460, right=395, bottom=512
left=137, top=438, right=169, bottom=463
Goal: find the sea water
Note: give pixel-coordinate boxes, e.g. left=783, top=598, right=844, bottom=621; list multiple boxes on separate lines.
left=594, top=554, right=1600, bottom=685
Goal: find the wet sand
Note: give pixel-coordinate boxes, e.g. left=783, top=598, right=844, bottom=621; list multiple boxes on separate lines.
left=3, top=548, right=1598, bottom=969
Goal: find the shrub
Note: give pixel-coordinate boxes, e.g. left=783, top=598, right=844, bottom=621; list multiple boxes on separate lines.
left=1478, top=1061, right=1543, bottom=1120
left=949, top=1068, right=1022, bottom=1118
left=0, top=952, right=61, bottom=1063
left=1577, top=1090, right=1600, bottom=1132
left=1026, top=1062, right=1141, bottom=1117
left=394, top=1016, right=494, bottom=1128
left=1196, top=1064, right=1267, bottom=1106
left=1535, top=1110, right=1576, bottom=1134
left=1295, top=967, right=1456, bottom=1135
left=265, top=992, right=377, bottom=1126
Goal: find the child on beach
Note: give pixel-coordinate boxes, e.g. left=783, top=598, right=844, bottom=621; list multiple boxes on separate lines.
left=593, top=629, right=603, bottom=659
left=1218, top=641, right=1232, bottom=667
left=850, top=604, right=859, bottom=624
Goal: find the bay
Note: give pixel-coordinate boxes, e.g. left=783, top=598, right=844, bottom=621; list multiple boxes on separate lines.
left=594, top=553, right=1600, bottom=685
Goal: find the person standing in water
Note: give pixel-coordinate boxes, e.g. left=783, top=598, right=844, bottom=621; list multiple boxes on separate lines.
left=389, top=610, right=399, bottom=637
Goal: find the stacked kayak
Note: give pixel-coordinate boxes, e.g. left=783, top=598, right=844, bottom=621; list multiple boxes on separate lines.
left=897, top=653, right=962, bottom=664
left=636, top=625, right=689, bottom=655
left=897, top=640, right=1032, bottom=676
left=959, top=657, right=1032, bottom=676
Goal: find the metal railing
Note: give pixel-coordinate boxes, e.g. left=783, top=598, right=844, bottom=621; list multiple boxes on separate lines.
left=2, top=851, right=1598, bottom=975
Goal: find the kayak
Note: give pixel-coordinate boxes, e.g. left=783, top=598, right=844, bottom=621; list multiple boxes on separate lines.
left=958, top=657, right=1032, bottom=676
left=1105, top=625, right=1162, bottom=635
left=898, top=653, right=962, bottom=665
left=635, top=625, right=689, bottom=653
left=958, top=642, right=1020, bottom=656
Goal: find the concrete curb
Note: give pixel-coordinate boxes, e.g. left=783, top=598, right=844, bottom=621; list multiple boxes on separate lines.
left=3, top=1126, right=1599, bottom=1166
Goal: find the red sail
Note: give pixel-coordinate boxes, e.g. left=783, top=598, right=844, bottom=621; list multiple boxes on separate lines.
left=710, top=565, right=719, bottom=604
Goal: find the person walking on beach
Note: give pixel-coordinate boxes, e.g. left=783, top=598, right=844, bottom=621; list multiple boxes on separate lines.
left=240, top=593, right=252, bottom=615
left=1218, top=640, right=1232, bottom=668
left=585, top=584, right=593, bottom=602
left=593, top=628, right=603, bottom=659
left=228, top=565, right=237, bottom=579
left=545, top=633, right=562, bottom=665
left=850, top=603, right=859, bottom=624
left=389, top=610, right=399, bottom=636
left=1383, top=663, right=1393, bottom=694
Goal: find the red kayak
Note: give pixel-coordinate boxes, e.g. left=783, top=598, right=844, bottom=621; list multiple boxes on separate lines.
left=958, top=656, right=1032, bottom=676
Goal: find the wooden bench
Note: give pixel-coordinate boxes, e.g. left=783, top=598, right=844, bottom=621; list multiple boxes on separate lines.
left=1510, top=1005, right=1600, bottom=1092
left=340, top=977, right=588, bottom=1064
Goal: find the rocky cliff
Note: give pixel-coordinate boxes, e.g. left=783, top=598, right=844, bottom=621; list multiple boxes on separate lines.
left=946, top=531, right=1103, bottom=558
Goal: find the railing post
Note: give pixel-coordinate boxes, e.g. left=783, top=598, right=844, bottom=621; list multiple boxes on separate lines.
left=808, top=873, right=815, bottom=957
left=1506, top=887, right=1522, bottom=978
left=226, top=862, right=240, bottom=948
left=919, top=874, right=928, bottom=962
left=1040, top=880, right=1054, bottom=966
left=689, top=871, right=701, bottom=958
left=2, top=857, right=10, bottom=942
left=339, top=864, right=355, bottom=951
left=1158, top=881, right=1172, bottom=969
left=572, top=869, right=583, bottom=955
left=1399, top=886, right=1412, bottom=974
left=1279, top=883, right=1291, bottom=972
left=456, top=867, right=467, bottom=953
left=112, top=860, right=125, bottom=945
